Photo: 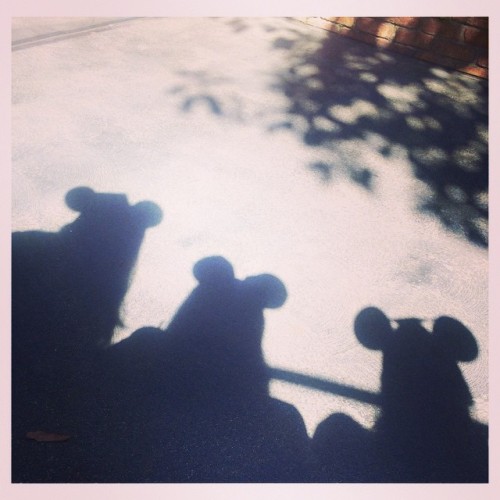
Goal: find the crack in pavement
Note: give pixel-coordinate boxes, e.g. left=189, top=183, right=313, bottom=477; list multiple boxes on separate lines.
left=12, top=17, right=144, bottom=51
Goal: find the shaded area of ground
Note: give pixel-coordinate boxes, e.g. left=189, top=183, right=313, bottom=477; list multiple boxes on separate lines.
left=11, top=200, right=488, bottom=481
left=171, top=18, right=488, bottom=247
left=11, top=17, right=489, bottom=483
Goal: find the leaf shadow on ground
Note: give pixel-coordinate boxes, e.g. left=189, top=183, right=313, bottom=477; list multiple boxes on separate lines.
left=170, top=18, right=488, bottom=247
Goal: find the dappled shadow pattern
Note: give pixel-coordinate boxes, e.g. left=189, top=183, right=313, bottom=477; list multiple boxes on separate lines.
left=312, top=307, right=488, bottom=482
left=98, top=256, right=314, bottom=482
left=170, top=18, right=488, bottom=247
left=272, top=28, right=488, bottom=246
left=11, top=187, right=163, bottom=482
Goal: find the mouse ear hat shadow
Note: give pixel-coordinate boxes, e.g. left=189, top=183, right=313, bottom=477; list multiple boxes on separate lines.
left=244, top=274, right=288, bottom=309
left=192, top=256, right=287, bottom=310
left=193, top=256, right=235, bottom=286
left=354, top=307, right=392, bottom=351
left=432, top=316, right=478, bottom=362
left=66, top=186, right=163, bottom=228
left=65, top=186, right=96, bottom=212
left=133, top=201, right=163, bottom=228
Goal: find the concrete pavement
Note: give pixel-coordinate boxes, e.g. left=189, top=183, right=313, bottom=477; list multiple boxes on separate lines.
left=11, top=16, right=488, bottom=441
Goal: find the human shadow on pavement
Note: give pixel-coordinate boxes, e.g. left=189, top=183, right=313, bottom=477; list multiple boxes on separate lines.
left=312, top=307, right=488, bottom=483
left=99, top=256, right=315, bottom=482
left=11, top=186, right=163, bottom=482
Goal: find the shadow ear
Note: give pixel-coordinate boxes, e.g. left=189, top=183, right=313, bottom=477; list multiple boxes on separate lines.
left=354, top=307, right=392, bottom=350
left=133, top=201, right=163, bottom=228
left=432, top=316, right=478, bottom=362
left=245, top=274, right=287, bottom=309
left=193, top=256, right=235, bottom=285
left=65, top=186, right=95, bottom=212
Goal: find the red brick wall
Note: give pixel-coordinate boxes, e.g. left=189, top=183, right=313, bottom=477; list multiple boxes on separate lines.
left=303, top=17, right=488, bottom=79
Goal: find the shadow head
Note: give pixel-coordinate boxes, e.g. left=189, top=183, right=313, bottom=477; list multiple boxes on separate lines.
left=354, top=307, right=478, bottom=362
left=65, top=186, right=163, bottom=229
left=192, top=256, right=287, bottom=309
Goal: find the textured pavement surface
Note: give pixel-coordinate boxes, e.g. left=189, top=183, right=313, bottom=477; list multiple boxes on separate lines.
left=11, top=16, right=488, bottom=442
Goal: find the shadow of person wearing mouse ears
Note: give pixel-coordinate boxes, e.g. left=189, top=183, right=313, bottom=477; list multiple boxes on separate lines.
left=12, top=186, right=163, bottom=482
left=312, top=307, right=488, bottom=483
left=102, top=256, right=314, bottom=482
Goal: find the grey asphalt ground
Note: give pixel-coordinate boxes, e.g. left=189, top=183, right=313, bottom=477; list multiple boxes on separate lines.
left=11, top=17, right=488, bottom=438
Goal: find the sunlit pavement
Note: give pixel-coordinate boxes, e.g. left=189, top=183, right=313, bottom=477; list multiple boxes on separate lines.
left=11, top=17, right=488, bottom=436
